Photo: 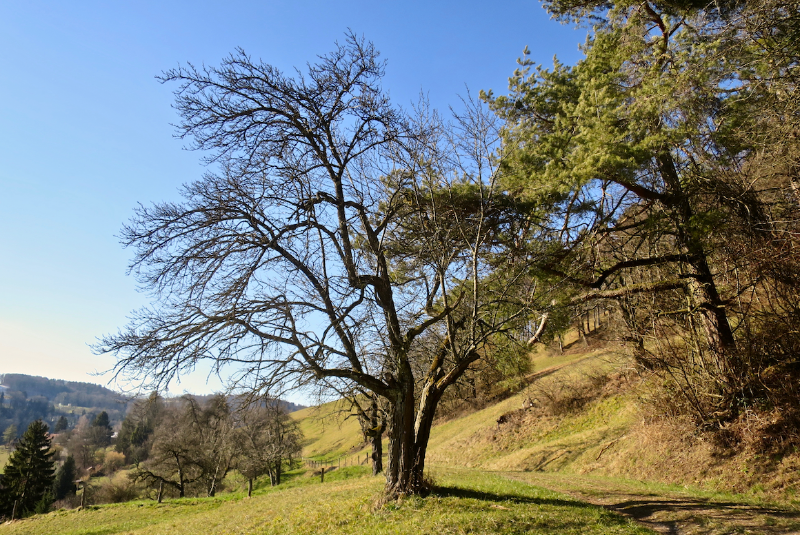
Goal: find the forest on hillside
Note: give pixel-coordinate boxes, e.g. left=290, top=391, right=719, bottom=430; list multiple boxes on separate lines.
left=0, top=374, right=128, bottom=441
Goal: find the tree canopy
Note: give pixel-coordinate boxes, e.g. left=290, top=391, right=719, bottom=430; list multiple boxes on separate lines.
left=99, top=33, right=540, bottom=495
left=485, top=0, right=800, bottom=426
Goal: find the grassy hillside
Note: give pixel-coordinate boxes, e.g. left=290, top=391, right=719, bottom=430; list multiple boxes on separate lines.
left=427, top=348, right=631, bottom=472
left=0, top=468, right=653, bottom=535
left=290, top=332, right=800, bottom=503
left=287, top=333, right=800, bottom=505
left=292, top=400, right=364, bottom=460
left=423, top=339, right=800, bottom=504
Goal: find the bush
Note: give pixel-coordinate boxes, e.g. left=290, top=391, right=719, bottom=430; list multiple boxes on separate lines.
left=104, top=451, right=126, bottom=473
left=96, top=472, right=140, bottom=504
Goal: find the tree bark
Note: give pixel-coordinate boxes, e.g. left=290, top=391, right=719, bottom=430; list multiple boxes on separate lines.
left=526, top=312, right=549, bottom=346
left=658, top=152, right=737, bottom=361
left=410, top=380, right=443, bottom=490
left=368, top=397, right=385, bottom=475
left=385, top=369, right=416, bottom=495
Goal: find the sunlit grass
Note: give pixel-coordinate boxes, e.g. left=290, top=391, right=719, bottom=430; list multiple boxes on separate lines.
left=1, top=469, right=654, bottom=535
left=292, top=399, right=365, bottom=459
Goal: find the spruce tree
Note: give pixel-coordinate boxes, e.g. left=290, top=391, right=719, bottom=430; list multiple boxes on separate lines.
left=0, top=420, right=55, bottom=519
left=54, top=416, right=69, bottom=433
left=52, top=455, right=77, bottom=501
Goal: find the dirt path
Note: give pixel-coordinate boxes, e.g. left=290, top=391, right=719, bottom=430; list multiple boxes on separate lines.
left=498, top=471, right=800, bottom=534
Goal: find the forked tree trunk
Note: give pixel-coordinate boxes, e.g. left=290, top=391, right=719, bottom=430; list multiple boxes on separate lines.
left=384, top=372, right=443, bottom=494
left=385, top=371, right=416, bottom=495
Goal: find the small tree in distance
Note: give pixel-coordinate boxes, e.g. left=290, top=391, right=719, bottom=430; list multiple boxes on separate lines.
left=52, top=455, right=77, bottom=502
left=237, top=401, right=302, bottom=495
left=98, top=33, right=539, bottom=496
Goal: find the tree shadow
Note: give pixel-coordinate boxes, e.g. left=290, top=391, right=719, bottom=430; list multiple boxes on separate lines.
left=573, top=490, right=800, bottom=534
left=431, top=484, right=600, bottom=511
left=500, top=472, right=800, bottom=534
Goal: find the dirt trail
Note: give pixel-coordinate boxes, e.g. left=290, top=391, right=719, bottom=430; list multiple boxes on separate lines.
left=499, top=471, right=800, bottom=534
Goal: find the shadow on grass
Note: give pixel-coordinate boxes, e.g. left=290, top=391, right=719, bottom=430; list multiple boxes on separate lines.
left=505, top=473, right=800, bottom=534
left=431, top=484, right=600, bottom=511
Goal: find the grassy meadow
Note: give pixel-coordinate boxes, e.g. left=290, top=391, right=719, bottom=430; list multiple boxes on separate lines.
left=0, top=468, right=653, bottom=535
left=8, top=331, right=800, bottom=533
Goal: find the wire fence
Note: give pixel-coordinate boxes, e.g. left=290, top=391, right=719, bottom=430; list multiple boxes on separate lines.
left=301, top=450, right=386, bottom=471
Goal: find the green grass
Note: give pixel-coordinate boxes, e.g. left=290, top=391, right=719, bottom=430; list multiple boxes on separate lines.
left=426, top=351, right=634, bottom=473
left=0, top=469, right=654, bottom=534
left=292, top=400, right=365, bottom=459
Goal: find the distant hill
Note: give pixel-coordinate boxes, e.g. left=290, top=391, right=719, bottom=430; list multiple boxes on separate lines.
left=0, top=373, right=129, bottom=437
left=0, top=373, right=307, bottom=441
left=1, top=373, right=125, bottom=410
left=183, top=393, right=306, bottom=413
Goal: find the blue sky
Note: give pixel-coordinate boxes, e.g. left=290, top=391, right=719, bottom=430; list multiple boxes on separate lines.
left=0, top=1, right=585, bottom=402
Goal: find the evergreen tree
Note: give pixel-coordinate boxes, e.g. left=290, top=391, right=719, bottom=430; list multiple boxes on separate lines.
left=92, top=411, right=110, bottom=429
left=53, top=416, right=68, bottom=433
left=89, top=410, right=112, bottom=447
left=51, top=455, right=77, bottom=501
left=487, top=0, right=800, bottom=427
left=0, top=420, right=55, bottom=519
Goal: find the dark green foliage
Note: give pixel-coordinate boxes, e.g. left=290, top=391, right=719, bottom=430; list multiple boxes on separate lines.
left=93, top=411, right=110, bottom=429
left=87, top=410, right=113, bottom=448
left=54, top=416, right=68, bottom=432
left=52, top=455, right=77, bottom=501
left=116, top=392, right=163, bottom=462
left=0, top=420, right=55, bottom=519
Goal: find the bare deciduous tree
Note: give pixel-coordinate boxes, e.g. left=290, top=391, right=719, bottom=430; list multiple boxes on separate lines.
left=99, top=34, right=536, bottom=495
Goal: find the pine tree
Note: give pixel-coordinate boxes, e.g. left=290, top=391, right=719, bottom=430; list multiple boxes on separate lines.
left=54, top=416, right=69, bottom=433
left=51, top=455, right=77, bottom=501
left=0, top=420, right=55, bottom=519
left=89, top=411, right=112, bottom=447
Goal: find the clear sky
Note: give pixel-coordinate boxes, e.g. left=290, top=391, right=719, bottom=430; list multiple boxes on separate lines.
left=0, top=1, right=585, bottom=403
